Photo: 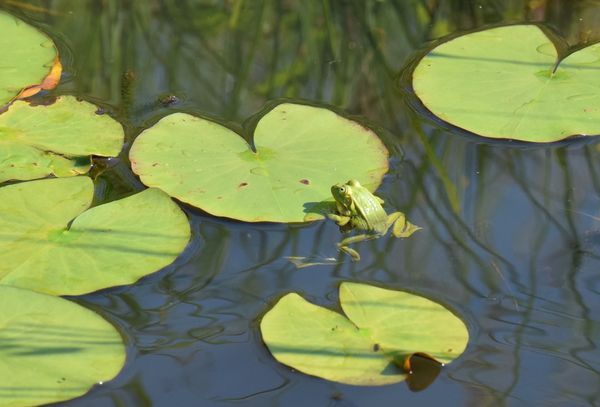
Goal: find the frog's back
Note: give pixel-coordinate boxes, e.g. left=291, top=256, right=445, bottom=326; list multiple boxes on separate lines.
left=352, top=191, right=388, bottom=234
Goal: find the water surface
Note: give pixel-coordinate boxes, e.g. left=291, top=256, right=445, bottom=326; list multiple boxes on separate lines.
left=2, top=1, right=600, bottom=405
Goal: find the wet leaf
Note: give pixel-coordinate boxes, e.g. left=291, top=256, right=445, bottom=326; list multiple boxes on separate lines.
left=0, top=96, right=124, bottom=182
left=0, top=11, right=58, bottom=106
left=413, top=25, right=600, bottom=142
left=0, top=177, right=191, bottom=295
left=0, top=285, right=125, bottom=406
left=260, top=282, right=469, bottom=386
left=130, top=103, right=389, bottom=222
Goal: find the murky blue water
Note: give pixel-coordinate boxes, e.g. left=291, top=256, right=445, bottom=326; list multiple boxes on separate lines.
left=3, top=1, right=600, bottom=405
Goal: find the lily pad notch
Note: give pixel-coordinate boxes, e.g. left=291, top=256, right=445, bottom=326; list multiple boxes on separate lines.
left=0, top=176, right=191, bottom=295
left=260, top=282, right=469, bottom=386
left=412, top=25, right=600, bottom=142
left=130, top=102, right=390, bottom=223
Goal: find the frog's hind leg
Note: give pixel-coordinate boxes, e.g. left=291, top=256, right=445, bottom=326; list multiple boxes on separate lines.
left=387, top=212, right=422, bottom=238
left=337, top=233, right=379, bottom=262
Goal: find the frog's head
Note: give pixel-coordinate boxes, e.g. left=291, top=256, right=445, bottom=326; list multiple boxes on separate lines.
left=331, top=179, right=358, bottom=207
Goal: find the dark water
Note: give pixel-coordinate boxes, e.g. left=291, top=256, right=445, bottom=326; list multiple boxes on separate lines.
left=3, top=0, right=600, bottom=405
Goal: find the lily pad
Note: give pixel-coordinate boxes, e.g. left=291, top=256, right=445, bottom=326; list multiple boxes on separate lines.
left=0, top=285, right=125, bottom=406
left=0, top=177, right=191, bottom=295
left=0, top=11, right=58, bottom=106
left=260, top=282, right=469, bottom=386
left=412, top=25, right=600, bottom=142
left=0, top=96, right=124, bottom=183
left=129, top=103, right=389, bottom=223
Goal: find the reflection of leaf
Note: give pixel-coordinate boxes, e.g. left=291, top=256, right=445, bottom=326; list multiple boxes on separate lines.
left=0, top=177, right=191, bottom=295
left=0, top=96, right=124, bottom=182
left=0, top=11, right=58, bottom=106
left=260, top=282, right=469, bottom=386
left=0, top=285, right=125, bottom=406
left=130, top=103, right=389, bottom=223
left=413, top=25, right=600, bottom=142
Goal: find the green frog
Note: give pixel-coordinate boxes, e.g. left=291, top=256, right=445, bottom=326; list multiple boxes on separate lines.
left=328, top=179, right=421, bottom=261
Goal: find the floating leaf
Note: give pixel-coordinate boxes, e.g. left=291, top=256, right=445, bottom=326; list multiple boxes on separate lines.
left=0, top=285, right=125, bottom=406
left=0, top=96, right=124, bottom=182
left=412, top=25, right=600, bottom=142
left=260, top=282, right=469, bottom=386
left=0, top=11, right=58, bottom=106
left=130, top=103, right=389, bottom=222
left=0, top=177, right=191, bottom=295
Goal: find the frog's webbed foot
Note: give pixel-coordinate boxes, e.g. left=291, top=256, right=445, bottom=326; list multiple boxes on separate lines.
left=337, top=244, right=361, bottom=262
left=337, top=233, right=380, bottom=262
left=387, top=212, right=422, bottom=238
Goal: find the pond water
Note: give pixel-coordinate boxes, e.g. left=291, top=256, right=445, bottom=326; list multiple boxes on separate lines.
left=3, top=0, right=600, bottom=405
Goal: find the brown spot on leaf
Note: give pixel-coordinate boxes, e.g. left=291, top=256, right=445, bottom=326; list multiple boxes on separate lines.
left=373, top=343, right=380, bottom=352
left=299, top=179, right=310, bottom=185
left=152, top=163, right=159, bottom=167
left=238, top=182, right=248, bottom=188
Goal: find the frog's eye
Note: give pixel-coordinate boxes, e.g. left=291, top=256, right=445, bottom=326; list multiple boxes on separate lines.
left=338, top=186, right=346, bottom=193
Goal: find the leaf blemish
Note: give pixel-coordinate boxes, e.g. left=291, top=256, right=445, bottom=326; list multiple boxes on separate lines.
left=239, top=182, right=248, bottom=188
left=299, top=179, right=310, bottom=185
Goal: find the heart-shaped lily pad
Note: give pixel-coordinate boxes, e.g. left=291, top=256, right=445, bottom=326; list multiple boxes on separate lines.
left=0, top=96, right=124, bottom=183
left=0, top=285, right=125, bottom=406
left=0, top=177, right=190, bottom=295
left=129, top=103, right=389, bottom=223
left=0, top=11, right=58, bottom=106
left=412, top=25, right=600, bottom=142
left=260, top=282, right=469, bottom=386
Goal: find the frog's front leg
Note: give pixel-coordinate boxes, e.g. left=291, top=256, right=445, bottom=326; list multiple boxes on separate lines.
left=327, top=213, right=352, bottom=227
left=337, top=233, right=379, bottom=262
left=386, top=212, right=422, bottom=238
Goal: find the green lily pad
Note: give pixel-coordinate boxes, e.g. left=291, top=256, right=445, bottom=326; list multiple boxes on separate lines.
left=260, top=282, right=469, bottom=386
left=0, top=11, right=57, bottom=106
left=0, top=96, right=124, bottom=183
left=129, top=103, right=388, bottom=223
left=0, top=285, right=125, bottom=406
left=412, top=25, right=600, bottom=142
left=0, top=177, right=190, bottom=296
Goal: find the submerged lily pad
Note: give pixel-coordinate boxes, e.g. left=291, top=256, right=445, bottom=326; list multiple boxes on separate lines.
left=129, top=103, right=388, bottom=223
left=0, top=96, right=124, bottom=183
left=260, top=282, right=469, bottom=386
left=0, top=11, right=58, bottom=106
left=0, top=177, right=190, bottom=295
left=412, top=25, right=600, bottom=142
left=0, top=285, right=125, bottom=406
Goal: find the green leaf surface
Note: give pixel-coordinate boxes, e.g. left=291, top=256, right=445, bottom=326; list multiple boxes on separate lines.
left=0, top=285, right=125, bottom=407
left=0, top=96, right=124, bottom=182
left=0, top=11, right=57, bottom=106
left=340, top=282, right=468, bottom=364
left=260, top=282, right=469, bottom=386
left=0, top=177, right=191, bottom=295
left=129, top=103, right=389, bottom=222
left=412, top=25, right=600, bottom=142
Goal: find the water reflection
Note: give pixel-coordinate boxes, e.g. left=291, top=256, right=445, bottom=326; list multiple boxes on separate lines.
left=1, top=0, right=600, bottom=405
